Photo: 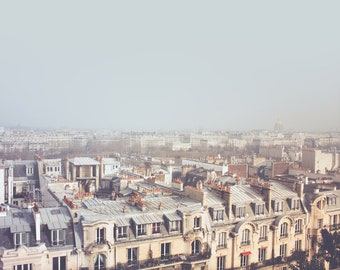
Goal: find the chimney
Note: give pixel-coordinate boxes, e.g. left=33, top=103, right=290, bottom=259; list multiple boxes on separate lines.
left=33, top=205, right=41, bottom=244
left=222, top=186, right=232, bottom=218
left=262, top=185, right=272, bottom=215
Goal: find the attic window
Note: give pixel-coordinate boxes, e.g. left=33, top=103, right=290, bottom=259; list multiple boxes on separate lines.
left=212, top=209, right=224, bottom=221
left=327, top=196, right=336, bottom=206
left=290, top=198, right=300, bottom=210
left=252, top=202, right=265, bottom=216
left=233, top=205, right=246, bottom=218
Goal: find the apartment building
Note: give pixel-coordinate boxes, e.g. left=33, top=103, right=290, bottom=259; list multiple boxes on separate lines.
left=1, top=157, right=339, bottom=270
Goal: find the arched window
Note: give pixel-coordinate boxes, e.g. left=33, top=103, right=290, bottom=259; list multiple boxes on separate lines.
left=94, top=254, right=106, bottom=270
left=241, top=228, right=250, bottom=245
left=280, top=222, right=288, bottom=238
left=191, top=240, right=201, bottom=254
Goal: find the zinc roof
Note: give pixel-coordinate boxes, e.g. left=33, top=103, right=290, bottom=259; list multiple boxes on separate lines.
left=132, top=213, right=163, bottom=225
left=69, top=157, right=99, bottom=166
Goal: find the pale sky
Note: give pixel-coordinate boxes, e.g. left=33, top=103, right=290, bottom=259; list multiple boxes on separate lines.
left=0, top=1, right=339, bottom=132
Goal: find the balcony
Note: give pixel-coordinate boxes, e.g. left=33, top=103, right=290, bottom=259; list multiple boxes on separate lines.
left=240, top=240, right=251, bottom=246
left=259, top=236, right=268, bottom=242
left=280, top=233, right=288, bottom=239
left=115, top=251, right=211, bottom=270
left=330, top=224, right=340, bottom=231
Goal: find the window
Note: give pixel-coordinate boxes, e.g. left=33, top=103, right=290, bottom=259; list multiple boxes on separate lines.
left=161, top=242, right=171, bottom=259
left=240, top=254, right=249, bottom=267
left=295, top=219, right=302, bottom=234
left=317, top=200, right=325, bottom=210
left=274, top=201, right=283, bottom=213
left=258, top=248, right=266, bottom=262
left=137, top=224, right=146, bottom=236
left=279, top=244, right=287, bottom=258
left=327, top=196, right=336, bottom=206
left=317, top=219, right=323, bottom=229
left=235, top=206, right=246, bottom=218
left=13, top=264, right=33, bottom=270
left=295, top=239, right=302, bottom=251
left=94, top=254, right=105, bottom=270
left=170, top=220, right=180, bottom=232
left=152, top=222, right=160, bottom=234
left=96, top=228, right=105, bottom=244
left=330, top=215, right=339, bottom=230
left=26, top=167, right=34, bottom=176
left=291, top=199, right=300, bottom=210
left=217, top=256, right=226, bottom=270
left=53, top=256, right=66, bottom=270
left=191, top=240, right=201, bottom=254
left=128, top=247, right=138, bottom=266
left=259, top=225, right=267, bottom=241
left=117, top=226, right=127, bottom=239
left=241, top=229, right=250, bottom=245
left=14, top=232, right=30, bottom=248
left=213, top=210, right=224, bottom=221
left=255, top=203, right=265, bottom=215
left=194, top=217, right=201, bottom=230
left=280, top=222, right=288, bottom=238
left=51, top=229, right=65, bottom=246
left=218, top=232, right=227, bottom=248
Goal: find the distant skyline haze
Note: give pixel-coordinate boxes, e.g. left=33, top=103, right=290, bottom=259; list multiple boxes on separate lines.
left=0, top=1, right=339, bottom=132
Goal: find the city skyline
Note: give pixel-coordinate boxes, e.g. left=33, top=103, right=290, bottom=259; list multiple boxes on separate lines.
left=0, top=1, right=339, bottom=132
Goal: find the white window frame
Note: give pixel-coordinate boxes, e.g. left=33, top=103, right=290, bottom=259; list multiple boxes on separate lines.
left=280, top=222, right=288, bottom=238
left=161, top=242, right=171, bottom=259
left=117, top=226, right=127, bottom=239
left=280, top=243, right=287, bottom=258
left=51, top=229, right=65, bottom=246
left=96, top=228, right=105, bottom=244
left=259, top=225, right=267, bottom=241
left=194, top=217, right=201, bottom=230
left=137, top=224, right=146, bottom=236
left=218, top=232, right=227, bottom=248
left=128, top=247, right=138, bottom=266
left=295, top=219, right=302, bottom=234
left=240, top=254, right=249, bottom=267
left=258, top=248, right=266, bottom=262
left=217, top=256, right=226, bottom=270
left=241, top=229, right=250, bottom=245
left=14, top=232, right=30, bottom=248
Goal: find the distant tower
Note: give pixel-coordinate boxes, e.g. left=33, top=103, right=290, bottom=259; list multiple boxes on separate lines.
left=274, top=118, right=283, bottom=132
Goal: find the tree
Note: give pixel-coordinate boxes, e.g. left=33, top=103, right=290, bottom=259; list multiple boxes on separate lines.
left=319, top=229, right=340, bottom=269
left=287, top=250, right=325, bottom=270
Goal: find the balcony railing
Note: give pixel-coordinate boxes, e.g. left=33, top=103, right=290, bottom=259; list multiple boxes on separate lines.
left=115, top=251, right=211, bottom=270
left=259, top=236, right=268, bottom=242
left=240, top=240, right=251, bottom=246
left=280, top=233, right=288, bottom=239
left=330, top=224, right=340, bottom=231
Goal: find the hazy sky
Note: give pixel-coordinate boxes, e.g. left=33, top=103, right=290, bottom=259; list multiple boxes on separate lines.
left=0, top=1, right=339, bottom=132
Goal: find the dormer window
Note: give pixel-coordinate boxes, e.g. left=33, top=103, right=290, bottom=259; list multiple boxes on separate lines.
left=169, top=220, right=180, bottom=232
left=212, top=209, right=224, bottom=222
left=137, top=224, right=147, bottom=236
left=327, top=195, right=337, bottom=206
left=253, top=202, right=265, bottom=216
left=290, top=198, right=300, bottom=210
left=273, top=200, right=283, bottom=213
left=14, top=232, right=30, bottom=248
left=152, top=222, right=161, bottom=234
left=116, top=226, right=127, bottom=239
left=26, top=166, right=34, bottom=176
left=233, top=204, right=246, bottom=218
left=52, top=229, right=65, bottom=246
